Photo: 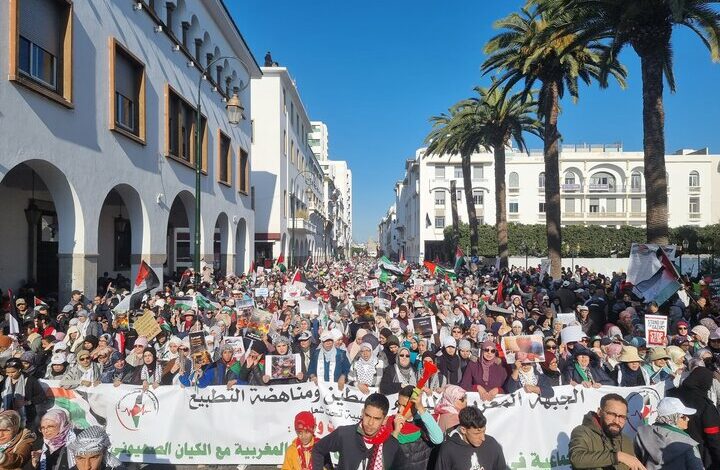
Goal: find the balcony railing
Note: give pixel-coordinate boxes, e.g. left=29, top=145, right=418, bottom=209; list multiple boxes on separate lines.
left=290, top=218, right=317, bottom=234
left=508, top=213, right=520, bottom=220
left=689, top=185, right=701, bottom=193
left=629, top=212, right=646, bottom=218
left=561, top=183, right=582, bottom=192
left=586, top=212, right=625, bottom=218
left=629, top=185, right=644, bottom=193
left=508, top=186, right=520, bottom=193
left=689, top=212, right=702, bottom=220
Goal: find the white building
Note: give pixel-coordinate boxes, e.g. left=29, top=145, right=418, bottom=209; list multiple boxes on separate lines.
left=380, top=144, right=720, bottom=262
left=0, top=0, right=260, bottom=300
left=251, top=66, right=327, bottom=266
left=309, top=121, right=329, bottom=162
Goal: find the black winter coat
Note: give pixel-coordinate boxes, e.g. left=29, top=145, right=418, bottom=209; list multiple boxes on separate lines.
left=311, top=424, right=400, bottom=470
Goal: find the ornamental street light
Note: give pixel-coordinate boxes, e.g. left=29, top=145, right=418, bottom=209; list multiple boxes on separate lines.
left=194, top=56, right=251, bottom=287
left=290, top=170, right=315, bottom=268
left=697, top=240, right=703, bottom=276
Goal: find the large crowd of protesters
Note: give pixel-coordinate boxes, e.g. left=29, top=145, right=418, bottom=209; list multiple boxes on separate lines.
left=0, top=256, right=719, bottom=469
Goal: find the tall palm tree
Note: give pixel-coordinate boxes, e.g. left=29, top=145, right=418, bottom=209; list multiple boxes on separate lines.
left=537, top=0, right=720, bottom=245
left=425, top=106, right=483, bottom=256
left=458, top=85, right=542, bottom=269
left=483, top=5, right=626, bottom=278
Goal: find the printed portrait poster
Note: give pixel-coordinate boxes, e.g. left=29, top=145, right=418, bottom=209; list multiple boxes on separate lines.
left=222, top=336, right=246, bottom=361
left=556, top=313, right=576, bottom=327
left=410, top=316, right=437, bottom=338
left=188, top=331, right=211, bottom=367
left=298, top=299, right=320, bottom=317
left=266, top=354, right=301, bottom=380
left=365, top=279, right=380, bottom=290
left=645, top=314, right=668, bottom=347
left=501, top=335, right=545, bottom=364
left=283, top=285, right=303, bottom=301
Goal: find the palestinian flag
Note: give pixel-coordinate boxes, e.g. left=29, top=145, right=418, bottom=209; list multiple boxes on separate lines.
left=423, top=260, right=438, bottom=276
left=248, top=260, right=255, bottom=276
left=195, top=293, right=219, bottom=311
left=179, top=268, right=193, bottom=290
left=378, top=256, right=404, bottom=276
left=44, top=386, right=100, bottom=429
left=7, top=290, right=20, bottom=335
left=423, top=261, right=456, bottom=280
left=276, top=255, right=287, bottom=272
left=378, top=269, right=390, bottom=284
left=633, top=247, right=682, bottom=306
left=34, top=296, right=49, bottom=309
left=173, top=296, right=194, bottom=311
left=113, top=261, right=160, bottom=312
left=454, top=246, right=465, bottom=272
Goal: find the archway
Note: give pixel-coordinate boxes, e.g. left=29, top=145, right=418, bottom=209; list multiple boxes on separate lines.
left=235, top=218, right=247, bottom=275
left=165, top=191, right=196, bottom=281
left=0, top=161, right=82, bottom=298
left=97, top=185, right=147, bottom=293
left=213, top=213, right=230, bottom=277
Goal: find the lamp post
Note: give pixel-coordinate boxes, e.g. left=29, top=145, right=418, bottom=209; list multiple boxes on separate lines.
left=682, top=239, right=689, bottom=275
left=521, top=242, right=529, bottom=270
left=193, top=56, right=250, bottom=287
left=697, top=240, right=703, bottom=276
left=290, top=170, right=315, bottom=268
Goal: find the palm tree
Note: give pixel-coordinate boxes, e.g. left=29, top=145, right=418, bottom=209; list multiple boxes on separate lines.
left=537, top=0, right=720, bottom=245
left=458, top=85, right=542, bottom=269
left=482, top=5, right=626, bottom=278
left=425, top=106, right=483, bottom=256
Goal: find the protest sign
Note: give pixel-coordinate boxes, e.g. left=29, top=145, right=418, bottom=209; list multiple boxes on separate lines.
left=236, top=298, right=255, bottom=310
left=501, top=335, right=545, bottom=364
left=298, top=299, right=319, bottom=317
left=556, top=313, right=576, bottom=326
left=222, top=336, right=246, bottom=361
left=710, top=277, right=720, bottom=302
left=266, top=354, right=301, bottom=380
left=365, top=279, right=379, bottom=290
left=645, top=314, right=668, bottom=347
left=133, top=310, right=161, bottom=340
left=282, top=285, right=303, bottom=301
left=254, top=287, right=269, bottom=297
left=49, top=381, right=663, bottom=468
left=409, top=316, right=437, bottom=337
left=188, top=332, right=212, bottom=367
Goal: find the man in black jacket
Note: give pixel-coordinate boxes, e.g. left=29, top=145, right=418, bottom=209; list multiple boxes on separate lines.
left=434, top=406, right=507, bottom=470
left=312, top=393, right=401, bottom=470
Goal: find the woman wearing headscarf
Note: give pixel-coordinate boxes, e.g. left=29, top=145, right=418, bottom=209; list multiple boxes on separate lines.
left=459, top=340, right=506, bottom=400
left=539, top=351, right=562, bottom=386
left=379, top=346, right=417, bottom=395
left=436, top=337, right=463, bottom=386
left=99, top=353, right=132, bottom=385
left=614, top=346, right=650, bottom=387
left=0, top=410, right=35, bottom=470
left=60, top=351, right=101, bottom=389
left=563, top=345, right=615, bottom=387
left=416, top=352, right=445, bottom=393
left=433, top=385, right=467, bottom=434
left=504, top=355, right=555, bottom=398
left=135, top=348, right=162, bottom=390
left=64, top=327, right=84, bottom=357
left=347, top=343, right=383, bottom=395
left=161, top=340, right=191, bottom=385
left=642, top=347, right=674, bottom=385
left=668, top=367, right=720, bottom=468
left=0, top=358, right=46, bottom=427
left=44, top=355, right=69, bottom=381
left=31, top=409, right=76, bottom=470
left=67, top=426, right=122, bottom=470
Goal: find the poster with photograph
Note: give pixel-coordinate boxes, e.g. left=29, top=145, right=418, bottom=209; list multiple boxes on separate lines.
left=266, top=354, right=301, bottom=380
left=283, top=285, right=304, bottom=301
left=645, top=314, right=668, bottom=347
left=365, top=279, right=380, bottom=290
left=298, top=299, right=320, bottom=317
left=222, top=336, right=246, bottom=361
left=254, top=287, right=269, bottom=297
left=188, top=331, right=212, bottom=367
left=556, top=313, right=576, bottom=326
left=501, top=335, right=545, bottom=364
left=236, top=298, right=255, bottom=310
left=410, top=316, right=437, bottom=338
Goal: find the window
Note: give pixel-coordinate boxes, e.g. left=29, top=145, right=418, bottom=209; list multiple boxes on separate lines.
left=434, top=190, right=445, bottom=206
left=564, top=172, right=576, bottom=185
left=290, top=141, right=295, bottom=164
left=606, top=198, right=616, bottom=213
left=166, top=85, right=207, bottom=171
left=473, top=165, right=483, bottom=180
left=565, top=198, right=576, bottom=212
left=538, top=172, right=545, bottom=189
left=218, top=131, right=231, bottom=185
left=111, top=39, right=145, bottom=142
left=434, top=216, right=445, bottom=229
left=114, top=217, right=131, bottom=270
left=454, top=166, right=463, bottom=179
left=509, top=201, right=519, bottom=213
left=12, top=0, right=73, bottom=105
left=238, top=148, right=249, bottom=194
left=509, top=172, right=519, bottom=188
left=589, top=199, right=600, bottom=213
left=689, top=171, right=700, bottom=188
left=538, top=202, right=546, bottom=213
left=589, top=172, right=616, bottom=191
left=689, top=197, right=700, bottom=213
left=631, top=198, right=642, bottom=213
left=473, top=190, right=483, bottom=206
left=455, top=189, right=462, bottom=201
left=631, top=172, right=642, bottom=191
left=435, top=165, right=445, bottom=179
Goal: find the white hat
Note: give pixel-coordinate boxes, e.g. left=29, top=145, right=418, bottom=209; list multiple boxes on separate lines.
left=51, top=353, right=67, bottom=365
left=561, top=325, right=585, bottom=344
left=320, top=331, right=334, bottom=342
left=442, top=336, right=457, bottom=349
left=331, top=329, right=344, bottom=341
left=656, top=397, right=696, bottom=418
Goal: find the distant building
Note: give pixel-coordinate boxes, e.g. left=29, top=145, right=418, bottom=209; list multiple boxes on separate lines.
left=380, top=144, right=720, bottom=263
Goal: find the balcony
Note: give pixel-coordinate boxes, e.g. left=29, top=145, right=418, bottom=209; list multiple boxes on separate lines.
left=629, top=212, right=646, bottom=219
left=508, top=213, right=520, bottom=220
left=564, top=212, right=584, bottom=220
left=629, top=185, right=644, bottom=193
left=689, top=185, right=701, bottom=194
left=508, top=186, right=520, bottom=194
left=689, top=212, right=702, bottom=220
left=289, top=218, right=317, bottom=234
left=586, top=212, right=626, bottom=219
left=561, top=184, right=582, bottom=192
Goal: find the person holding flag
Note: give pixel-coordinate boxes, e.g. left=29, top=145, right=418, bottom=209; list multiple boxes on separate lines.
left=388, top=385, right=444, bottom=470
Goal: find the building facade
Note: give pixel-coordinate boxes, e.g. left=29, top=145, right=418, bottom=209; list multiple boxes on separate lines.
left=0, top=0, right=260, bottom=300
left=380, top=144, right=720, bottom=262
left=251, top=66, right=327, bottom=266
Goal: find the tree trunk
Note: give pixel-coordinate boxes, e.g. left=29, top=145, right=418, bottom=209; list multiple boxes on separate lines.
left=494, top=143, right=508, bottom=270
left=450, top=179, right=461, bottom=253
left=639, top=49, right=669, bottom=244
left=543, top=82, right=563, bottom=279
left=461, top=153, right=479, bottom=256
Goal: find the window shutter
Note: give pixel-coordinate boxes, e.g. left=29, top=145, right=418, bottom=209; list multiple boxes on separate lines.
left=115, top=50, right=139, bottom=100
left=20, top=0, right=62, bottom=56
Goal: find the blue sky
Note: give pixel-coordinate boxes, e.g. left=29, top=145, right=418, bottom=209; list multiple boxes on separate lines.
left=230, top=1, right=720, bottom=243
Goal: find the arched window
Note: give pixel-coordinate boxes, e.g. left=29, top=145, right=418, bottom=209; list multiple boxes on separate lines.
left=538, top=172, right=545, bottom=189
left=689, top=170, right=700, bottom=187
left=509, top=172, right=519, bottom=189
left=589, top=172, right=616, bottom=192
left=564, top=171, right=576, bottom=185
left=630, top=171, right=642, bottom=191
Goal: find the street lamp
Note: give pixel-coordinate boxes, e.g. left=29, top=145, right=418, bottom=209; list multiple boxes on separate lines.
left=697, top=240, right=703, bottom=276
left=681, top=239, right=689, bottom=275
left=521, top=242, right=529, bottom=270
left=290, top=170, right=315, bottom=268
left=193, top=56, right=251, bottom=287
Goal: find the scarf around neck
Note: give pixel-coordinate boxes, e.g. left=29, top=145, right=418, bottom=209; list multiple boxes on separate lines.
left=294, top=437, right=314, bottom=470
left=574, top=362, right=593, bottom=383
